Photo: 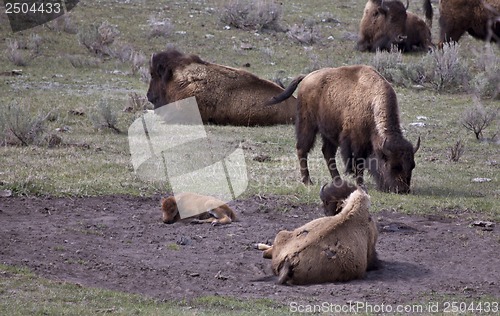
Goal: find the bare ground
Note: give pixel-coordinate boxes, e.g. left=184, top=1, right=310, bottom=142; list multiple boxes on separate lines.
left=1, top=195, right=499, bottom=306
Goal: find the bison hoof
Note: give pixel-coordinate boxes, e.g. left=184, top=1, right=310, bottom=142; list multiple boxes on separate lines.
left=211, top=221, right=220, bottom=226
left=190, top=219, right=202, bottom=224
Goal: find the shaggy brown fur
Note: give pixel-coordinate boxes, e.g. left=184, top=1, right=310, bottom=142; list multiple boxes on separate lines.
left=357, top=0, right=433, bottom=52
left=436, top=0, right=500, bottom=43
left=146, top=48, right=296, bottom=126
left=257, top=188, right=379, bottom=285
left=161, top=192, right=236, bottom=226
left=399, top=12, right=433, bottom=52
left=357, top=0, right=408, bottom=52
left=320, top=178, right=358, bottom=216
left=266, top=66, right=420, bottom=193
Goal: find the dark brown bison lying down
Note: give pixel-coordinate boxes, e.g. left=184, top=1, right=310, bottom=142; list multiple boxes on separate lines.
left=433, top=0, right=500, bottom=44
left=256, top=187, right=379, bottom=285
left=357, top=0, right=433, bottom=52
left=267, top=65, right=420, bottom=193
left=146, top=48, right=296, bottom=126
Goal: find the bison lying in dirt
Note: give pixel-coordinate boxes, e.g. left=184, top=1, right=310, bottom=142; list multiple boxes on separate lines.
left=161, top=192, right=237, bottom=226
left=257, top=188, right=379, bottom=285
left=432, top=0, right=500, bottom=44
left=357, top=0, right=433, bottom=52
left=146, top=48, right=296, bottom=126
left=267, top=65, right=420, bottom=193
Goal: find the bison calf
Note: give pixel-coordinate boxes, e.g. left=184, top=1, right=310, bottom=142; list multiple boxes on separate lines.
left=161, top=192, right=236, bottom=226
left=258, top=188, right=379, bottom=285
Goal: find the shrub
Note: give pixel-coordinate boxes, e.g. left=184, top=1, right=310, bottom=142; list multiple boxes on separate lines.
left=448, top=140, right=465, bottom=162
left=219, top=0, right=284, bottom=32
left=0, top=102, right=49, bottom=146
left=67, top=55, right=101, bottom=68
left=78, top=21, right=119, bottom=57
left=427, top=43, right=470, bottom=91
left=471, top=45, right=500, bottom=99
left=46, top=14, right=77, bottom=34
left=5, top=39, right=29, bottom=66
left=461, top=99, right=498, bottom=140
left=371, top=47, right=403, bottom=83
left=148, top=16, right=174, bottom=38
left=287, top=21, right=321, bottom=45
left=89, top=100, right=121, bottom=133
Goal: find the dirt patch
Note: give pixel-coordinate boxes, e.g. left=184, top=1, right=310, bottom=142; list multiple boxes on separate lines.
left=1, top=195, right=499, bottom=305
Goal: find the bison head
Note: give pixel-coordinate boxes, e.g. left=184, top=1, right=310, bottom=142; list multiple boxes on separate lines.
left=320, top=177, right=358, bottom=216
left=357, top=0, right=408, bottom=52
left=370, top=137, right=420, bottom=193
left=147, top=51, right=179, bottom=108
left=161, top=196, right=181, bottom=224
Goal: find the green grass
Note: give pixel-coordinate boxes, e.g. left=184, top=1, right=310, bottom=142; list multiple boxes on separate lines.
left=0, top=264, right=288, bottom=316
left=0, top=0, right=499, bottom=313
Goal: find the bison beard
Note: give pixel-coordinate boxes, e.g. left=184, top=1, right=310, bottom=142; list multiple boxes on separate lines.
left=266, top=65, right=420, bottom=194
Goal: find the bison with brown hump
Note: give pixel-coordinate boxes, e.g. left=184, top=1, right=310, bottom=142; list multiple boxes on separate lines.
left=257, top=187, right=379, bottom=285
left=357, top=0, right=433, bottom=52
left=146, top=48, right=296, bottom=126
left=433, top=0, right=500, bottom=44
left=266, top=65, right=420, bottom=193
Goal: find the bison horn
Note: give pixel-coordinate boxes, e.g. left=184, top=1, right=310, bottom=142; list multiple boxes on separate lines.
left=320, top=183, right=327, bottom=201
left=405, top=0, right=409, bottom=10
left=150, top=53, right=155, bottom=66
left=414, top=136, right=421, bottom=154
left=381, top=137, right=391, bottom=155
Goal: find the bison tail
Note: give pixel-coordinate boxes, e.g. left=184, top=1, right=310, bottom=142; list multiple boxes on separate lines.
left=423, top=0, right=433, bottom=29
left=265, top=75, right=306, bottom=106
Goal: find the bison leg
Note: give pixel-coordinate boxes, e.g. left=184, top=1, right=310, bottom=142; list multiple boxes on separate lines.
left=321, top=136, right=340, bottom=180
left=296, top=134, right=317, bottom=185
left=277, top=259, right=293, bottom=285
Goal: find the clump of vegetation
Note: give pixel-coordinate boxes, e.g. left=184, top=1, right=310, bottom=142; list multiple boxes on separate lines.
left=0, top=102, right=50, bottom=146
left=78, top=21, right=120, bottom=57
left=371, top=47, right=403, bottom=83
left=148, top=16, right=174, bottom=38
left=46, top=14, right=78, bottom=34
left=428, top=43, right=470, bottom=91
left=89, top=100, right=121, bottom=133
left=448, top=140, right=465, bottom=162
left=124, top=92, right=150, bottom=115
left=287, top=20, right=321, bottom=45
left=219, top=0, right=284, bottom=32
left=5, top=39, right=30, bottom=66
left=461, top=99, right=498, bottom=141
left=471, top=45, right=500, bottom=99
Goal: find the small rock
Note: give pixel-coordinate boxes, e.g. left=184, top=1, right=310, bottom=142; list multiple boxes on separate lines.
left=0, top=190, right=12, bottom=198
left=409, top=122, right=426, bottom=127
left=471, top=178, right=492, bottom=183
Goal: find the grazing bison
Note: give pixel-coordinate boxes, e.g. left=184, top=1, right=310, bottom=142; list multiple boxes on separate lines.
left=266, top=66, right=420, bottom=193
left=357, top=0, right=433, bottom=52
left=146, top=48, right=296, bottom=126
left=256, top=188, right=379, bottom=285
left=433, top=0, right=500, bottom=44
left=161, top=192, right=237, bottom=226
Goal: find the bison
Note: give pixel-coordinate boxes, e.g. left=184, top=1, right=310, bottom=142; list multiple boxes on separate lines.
left=161, top=192, right=237, bottom=226
left=146, top=48, right=296, bottom=126
left=257, top=188, right=379, bottom=285
left=266, top=65, right=420, bottom=193
left=432, top=0, right=500, bottom=44
left=320, top=178, right=358, bottom=216
left=357, top=0, right=433, bottom=52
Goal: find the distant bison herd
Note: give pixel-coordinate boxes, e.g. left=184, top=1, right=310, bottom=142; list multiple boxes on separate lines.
left=147, top=0, right=499, bottom=285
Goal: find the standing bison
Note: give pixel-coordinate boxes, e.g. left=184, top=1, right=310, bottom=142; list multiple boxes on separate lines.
left=267, top=66, right=420, bottom=193
left=357, top=0, right=433, bottom=52
left=432, top=0, right=500, bottom=43
left=147, top=48, right=296, bottom=126
left=257, top=188, right=379, bottom=285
